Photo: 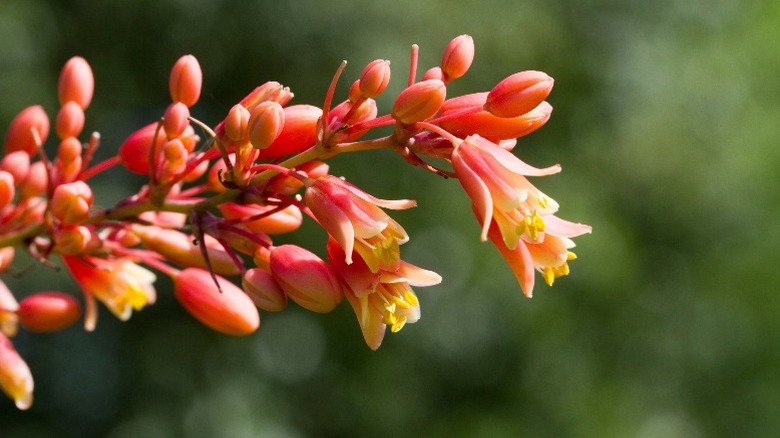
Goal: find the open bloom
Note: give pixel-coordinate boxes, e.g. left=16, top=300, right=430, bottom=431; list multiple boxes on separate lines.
left=328, top=239, right=441, bottom=350
left=452, top=135, right=590, bottom=295
left=305, top=175, right=415, bottom=272
left=62, top=255, right=156, bottom=331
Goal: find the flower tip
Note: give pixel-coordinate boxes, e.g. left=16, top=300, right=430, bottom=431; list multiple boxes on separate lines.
left=484, top=70, right=554, bottom=118
left=169, top=54, right=202, bottom=107
left=441, top=34, right=475, bottom=81
left=58, top=56, right=94, bottom=109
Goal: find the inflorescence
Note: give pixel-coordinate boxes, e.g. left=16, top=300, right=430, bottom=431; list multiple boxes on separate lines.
left=0, top=35, right=590, bottom=410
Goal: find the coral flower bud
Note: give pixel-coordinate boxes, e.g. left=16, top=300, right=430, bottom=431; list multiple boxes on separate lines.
left=132, top=225, right=241, bottom=276
left=347, top=80, right=361, bottom=102
left=17, top=292, right=82, bottom=332
left=237, top=81, right=294, bottom=111
left=1, top=151, right=29, bottom=183
left=441, top=34, right=475, bottom=81
left=163, top=101, right=190, bottom=139
left=54, top=225, right=101, bottom=255
left=224, top=104, right=250, bottom=142
left=256, top=105, right=322, bottom=160
left=50, top=181, right=93, bottom=225
left=19, top=161, right=48, bottom=200
left=248, top=101, right=285, bottom=150
left=0, top=333, right=33, bottom=410
left=358, top=59, right=391, bottom=98
left=392, top=79, right=446, bottom=124
left=484, top=70, right=554, bottom=118
left=218, top=203, right=303, bottom=235
left=4, top=105, right=50, bottom=156
left=55, top=101, right=86, bottom=139
left=0, top=171, right=15, bottom=209
left=169, top=55, right=202, bottom=107
left=270, top=245, right=343, bottom=313
left=119, top=122, right=166, bottom=174
left=242, top=268, right=287, bottom=312
left=58, top=56, right=94, bottom=109
left=439, top=92, right=553, bottom=141
left=174, top=268, right=259, bottom=336
left=421, top=66, right=444, bottom=81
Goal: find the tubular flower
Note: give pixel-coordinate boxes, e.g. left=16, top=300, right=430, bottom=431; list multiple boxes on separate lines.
left=452, top=134, right=564, bottom=249
left=328, top=239, right=441, bottom=350
left=453, top=135, right=591, bottom=295
left=0, top=333, right=33, bottom=410
left=304, top=175, right=416, bottom=273
left=62, top=255, right=156, bottom=331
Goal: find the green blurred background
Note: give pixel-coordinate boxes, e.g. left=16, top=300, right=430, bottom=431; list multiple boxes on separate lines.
left=1, top=0, right=778, bottom=436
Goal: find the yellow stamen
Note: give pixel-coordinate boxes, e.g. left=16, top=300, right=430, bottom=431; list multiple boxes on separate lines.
left=567, top=251, right=577, bottom=261
left=543, top=267, right=555, bottom=286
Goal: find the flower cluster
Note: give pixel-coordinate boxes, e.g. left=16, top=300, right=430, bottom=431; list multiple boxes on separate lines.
left=0, top=35, right=589, bottom=409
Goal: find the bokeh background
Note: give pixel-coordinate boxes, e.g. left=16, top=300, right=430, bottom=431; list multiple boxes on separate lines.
left=1, top=0, right=778, bottom=436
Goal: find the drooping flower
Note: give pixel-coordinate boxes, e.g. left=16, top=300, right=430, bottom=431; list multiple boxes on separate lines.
left=452, top=135, right=591, bottom=295
left=328, top=239, right=441, bottom=350
left=452, top=134, right=562, bottom=249
left=62, top=255, right=157, bottom=331
left=305, top=175, right=415, bottom=273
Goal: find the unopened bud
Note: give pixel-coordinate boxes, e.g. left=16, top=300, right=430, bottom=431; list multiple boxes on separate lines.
left=421, top=66, right=444, bottom=81
left=118, top=122, right=165, bottom=174
left=53, top=224, right=101, bottom=255
left=4, top=105, right=50, bottom=156
left=163, top=102, right=190, bottom=139
left=0, top=151, right=29, bottom=183
left=55, top=101, right=86, bottom=139
left=19, top=161, right=48, bottom=200
left=224, top=104, right=250, bottom=142
left=441, top=34, right=474, bottom=81
left=0, top=333, right=34, bottom=410
left=484, top=70, right=554, bottom=118
left=169, top=55, right=202, bottom=107
left=242, top=268, right=287, bottom=312
left=358, top=59, right=391, bottom=98
left=56, top=137, right=83, bottom=183
left=50, top=181, right=93, bottom=224
left=218, top=203, right=303, bottom=235
left=18, top=292, right=82, bottom=332
left=132, top=225, right=241, bottom=276
left=270, top=245, right=343, bottom=313
left=248, top=101, right=285, bottom=150
left=347, top=80, right=361, bottom=102
left=237, top=81, right=293, bottom=111
left=174, top=268, right=260, bottom=336
left=0, top=171, right=15, bottom=209
left=440, top=93, right=552, bottom=141
left=256, top=105, right=321, bottom=160
left=392, top=79, right=446, bottom=124
left=58, top=56, right=94, bottom=109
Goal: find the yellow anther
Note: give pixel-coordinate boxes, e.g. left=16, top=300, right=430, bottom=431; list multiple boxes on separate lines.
left=392, top=296, right=411, bottom=310
left=538, top=194, right=549, bottom=209
left=566, top=251, right=577, bottom=261
left=403, top=290, right=418, bottom=306
left=390, top=315, right=407, bottom=333
left=543, top=267, right=555, bottom=286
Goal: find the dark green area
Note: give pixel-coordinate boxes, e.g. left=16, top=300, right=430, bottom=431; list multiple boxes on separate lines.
left=1, top=0, right=778, bottom=436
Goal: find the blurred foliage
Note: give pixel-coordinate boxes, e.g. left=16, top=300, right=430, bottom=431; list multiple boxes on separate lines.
left=1, top=0, right=779, bottom=436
